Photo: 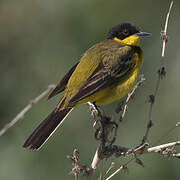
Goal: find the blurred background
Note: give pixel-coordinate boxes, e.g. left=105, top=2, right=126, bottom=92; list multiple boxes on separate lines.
left=0, top=0, right=179, bottom=179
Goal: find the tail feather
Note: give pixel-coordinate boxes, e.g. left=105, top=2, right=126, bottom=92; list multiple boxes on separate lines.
left=23, top=107, right=72, bottom=150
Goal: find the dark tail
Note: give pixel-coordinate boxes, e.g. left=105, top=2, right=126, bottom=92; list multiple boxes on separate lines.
left=23, top=107, right=72, bottom=150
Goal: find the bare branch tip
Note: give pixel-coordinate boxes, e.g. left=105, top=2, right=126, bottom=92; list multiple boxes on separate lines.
left=176, top=122, right=180, bottom=127
left=48, top=84, right=56, bottom=89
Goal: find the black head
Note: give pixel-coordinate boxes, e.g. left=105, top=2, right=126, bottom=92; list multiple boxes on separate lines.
left=107, top=22, right=149, bottom=40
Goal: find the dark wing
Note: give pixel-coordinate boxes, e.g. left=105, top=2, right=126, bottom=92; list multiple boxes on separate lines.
left=70, top=46, right=137, bottom=104
left=48, top=62, right=79, bottom=99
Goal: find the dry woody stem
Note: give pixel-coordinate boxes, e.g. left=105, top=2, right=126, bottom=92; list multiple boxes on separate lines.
left=0, top=84, right=56, bottom=137
left=88, top=74, right=145, bottom=173
left=142, top=0, right=174, bottom=145
left=104, top=140, right=180, bottom=180
left=161, top=1, right=173, bottom=57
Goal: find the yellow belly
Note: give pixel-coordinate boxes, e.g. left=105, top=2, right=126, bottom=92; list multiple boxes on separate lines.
left=77, top=68, right=139, bottom=105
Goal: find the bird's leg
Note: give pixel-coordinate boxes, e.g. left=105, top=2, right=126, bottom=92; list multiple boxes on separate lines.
left=87, top=102, right=105, bottom=143
left=108, top=119, right=118, bottom=146
left=87, top=102, right=107, bottom=146
left=87, top=102, right=103, bottom=118
left=87, top=102, right=118, bottom=146
left=87, top=102, right=104, bottom=134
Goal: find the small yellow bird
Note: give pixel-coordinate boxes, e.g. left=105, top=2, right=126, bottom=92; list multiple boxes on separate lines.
left=23, top=22, right=150, bottom=150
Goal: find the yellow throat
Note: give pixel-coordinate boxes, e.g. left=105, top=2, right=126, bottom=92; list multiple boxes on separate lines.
left=113, top=35, right=140, bottom=46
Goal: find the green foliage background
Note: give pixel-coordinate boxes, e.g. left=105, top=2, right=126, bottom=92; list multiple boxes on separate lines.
left=0, top=0, right=179, bottom=179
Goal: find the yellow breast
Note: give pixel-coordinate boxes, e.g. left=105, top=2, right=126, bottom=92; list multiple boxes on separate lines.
left=93, top=67, right=139, bottom=105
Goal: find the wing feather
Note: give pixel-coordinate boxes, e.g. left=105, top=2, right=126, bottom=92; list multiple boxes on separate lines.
left=70, top=45, right=137, bottom=104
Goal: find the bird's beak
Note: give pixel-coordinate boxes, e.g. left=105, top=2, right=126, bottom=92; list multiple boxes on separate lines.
left=135, top=31, right=151, bottom=36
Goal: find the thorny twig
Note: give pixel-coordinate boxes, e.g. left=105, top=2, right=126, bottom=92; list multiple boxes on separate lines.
left=0, top=84, right=56, bottom=137
left=141, top=1, right=174, bottom=145
left=105, top=162, right=115, bottom=176
left=88, top=74, right=145, bottom=148
left=161, top=1, right=174, bottom=57
left=104, top=140, right=180, bottom=180
left=111, top=75, right=145, bottom=147
left=67, top=149, right=89, bottom=179
left=112, top=74, right=145, bottom=144
left=105, top=165, right=126, bottom=180
left=118, top=74, right=145, bottom=122
left=86, top=75, right=146, bottom=178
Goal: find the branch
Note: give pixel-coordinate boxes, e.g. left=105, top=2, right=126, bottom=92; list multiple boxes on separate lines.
left=161, top=1, right=174, bottom=57
left=105, top=165, right=126, bottom=180
left=0, top=84, right=56, bottom=136
left=105, top=140, right=180, bottom=180
left=85, top=75, right=145, bottom=179
left=146, top=141, right=180, bottom=155
left=68, top=149, right=90, bottom=180
left=90, top=141, right=180, bottom=161
left=142, top=0, right=174, bottom=144
left=118, top=74, right=145, bottom=122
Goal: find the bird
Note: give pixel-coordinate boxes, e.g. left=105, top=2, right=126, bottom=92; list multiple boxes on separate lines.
left=23, top=22, right=150, bottom=150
